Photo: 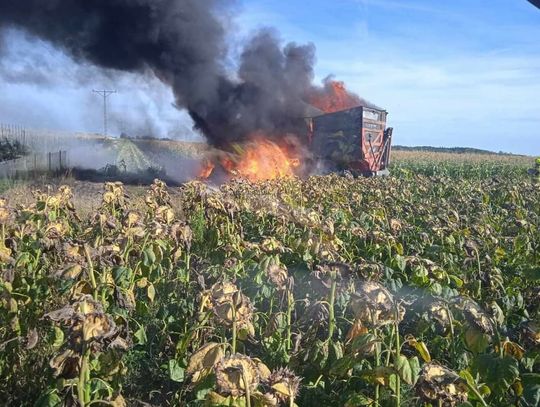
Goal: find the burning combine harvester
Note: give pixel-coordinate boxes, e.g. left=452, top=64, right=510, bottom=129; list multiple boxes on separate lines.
left=199, top=102, right=393, bottom=182
left=306, top=104, right=393, bottom=177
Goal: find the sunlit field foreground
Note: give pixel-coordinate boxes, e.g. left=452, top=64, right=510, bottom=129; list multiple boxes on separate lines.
left=1, top=153, right=539, bottom=407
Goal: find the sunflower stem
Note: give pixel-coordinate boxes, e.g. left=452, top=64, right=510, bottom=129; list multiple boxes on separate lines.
left=327, top=278, right=337, bottom=342
left=78, top=344, right=89, bottom=407
left=84, top=244, right=97, bottom=301
left=374, top=327, right=381, bottom=407
left=466, top=382, right=489, bottom=407
left=394, top=310, right=401, bottom=407
left=232, top=301, right=237, bottom=354
left=242, top=370, right=252, bottom=407
left=286, top=289, right=293, bottom=353
left=185, top=251, right=191, bottom=283
left=1, top=224, right=5, bottom=248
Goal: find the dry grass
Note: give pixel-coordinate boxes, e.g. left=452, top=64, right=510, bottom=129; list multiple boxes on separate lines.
left=392, top=149, right=533, bottom=166
left=132, top=139, right=209, bottom=158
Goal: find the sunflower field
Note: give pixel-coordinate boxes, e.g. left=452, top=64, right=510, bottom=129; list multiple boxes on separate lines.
left=0, top=159, right=539, bottom=407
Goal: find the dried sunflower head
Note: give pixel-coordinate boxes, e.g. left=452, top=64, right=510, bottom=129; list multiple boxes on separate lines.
left=187, top=342, right=224, bottom=383
left=456, top=299, right=495, bottom=335
left=415, top=363, right=468, bottom=407
left=427, top=300, right=452, bottom=334
left=45, top=295, right=119, bottom=352
left=146, top=179, right=171, bottom=207
left=522, top=321, right=540, bottom=347
left=170, top=222, right=193, bottom=249
left=266, top=264, right=288, bottom=291
left=464, top=240, right=478, bottom=257
left=102, top=191, right=117, bottom=205
left=312, top=262, right=352, bottom=291
left=298, top=300, right=329, bottom=329
left=0, top=198, right=9, bottom=223
left=256, top=392, right=279, bottom=407
left=57, top=185, right=73, bottom=199
left=389, top=218, right=403, bottom=234
left=262, top=367, right=301, bottom=405
left=45, top=221, right=68, bottom=239
left=124, top=211, right=141, bottom=227
left=62, top=242, right=84, bottom=262
left=253, top=358, right=271, bottom=381
left=81, top=313, right=116, bottom=342
left=102, top=182, right=126, bottom=208
left=214, top=354, right=260, bottom=397
left=207, top=281, right=255, bottom=335
left=210, top=281, right=239, bottom=304
left=213, top=291, right=255, bottom=336
left=350, top=281, right=404, bottom=327
left=155, top=205, right=175, bottom=224
left=49, top=349, right=80, bottom=379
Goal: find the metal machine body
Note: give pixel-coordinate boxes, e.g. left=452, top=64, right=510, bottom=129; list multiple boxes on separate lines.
left=305, top=105, right=393, bottom=176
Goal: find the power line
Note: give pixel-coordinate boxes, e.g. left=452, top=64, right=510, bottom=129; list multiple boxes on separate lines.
left=92, top=89, right=117, bottom=136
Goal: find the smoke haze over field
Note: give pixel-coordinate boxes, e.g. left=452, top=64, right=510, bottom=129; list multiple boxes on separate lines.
left=0, top=29, right=200, bottom=140
left=0, top=0, right=363, bottom=148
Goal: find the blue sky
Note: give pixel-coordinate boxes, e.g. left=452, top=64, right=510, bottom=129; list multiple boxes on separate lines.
left=0, top=0, right=539, bottom=154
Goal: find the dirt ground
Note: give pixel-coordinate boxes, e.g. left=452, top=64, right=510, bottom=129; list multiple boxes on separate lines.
left=0, top=177, right=165, bottom=217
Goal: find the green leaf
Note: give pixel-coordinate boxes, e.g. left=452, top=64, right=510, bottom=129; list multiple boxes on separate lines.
left=388, top=372, right=399, bottom=394
left=408, top=356, right=421, bottom=385
left=15, top=252, right=31, bottom=267
left=459, top=369, right=476, bottom=388
left=330, top=355, right=354, bottom=378
left=464, top=327, right=490, bottom=353
left=143, top=247, right=156, bottom=267
left=52, top=327, right=64, bottom=349
left=395, top=355, right=414, bottom=385
left=168, top=359, right=185, bottom=382
left=459, top=369, right=491, bottom=401
left=112, top=266, right=132, bottom=288
left=394, top=254, right=406, bottom=272
left=237, top=326, right=249, bottom=341
left=522, top=267, right=540, bottom=282
left=412, top=340, right=431, bottom=362
left=345, top=393, right=373, bottom=406
left=472, top=355, right=519, bottom=394
left=134, top=326, right=147, bottom=345
left=449, top=275, right=464, bottom=288
left=195, top=373, right=216, bottom=400
left=147, top=283, right=156, bottom=302
left=522, top=373, right=540, bottom=407
left=330, top=341, right=344, bottom=361
left=34, top=389, right=62, bottom=407
left=361, top=366, right=395, bottom=387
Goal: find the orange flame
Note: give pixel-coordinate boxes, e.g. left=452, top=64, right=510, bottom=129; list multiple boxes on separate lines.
left=199, top=135, right=300, bottom=182
left=223, top=138, right=299, bottom=181
left=198, top=159, right=215, bottom=179
left=309, top=79, right=361, bottom=113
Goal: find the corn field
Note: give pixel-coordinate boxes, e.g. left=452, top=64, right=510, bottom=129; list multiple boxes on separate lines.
left=0, top=158, right=539, bottom=407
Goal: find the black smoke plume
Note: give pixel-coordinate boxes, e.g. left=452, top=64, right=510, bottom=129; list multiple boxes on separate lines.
left=0, top=0, right=361, bottom=147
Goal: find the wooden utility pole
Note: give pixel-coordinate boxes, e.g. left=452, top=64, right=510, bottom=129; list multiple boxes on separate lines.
left=93, top=89, right=117, bottom=136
